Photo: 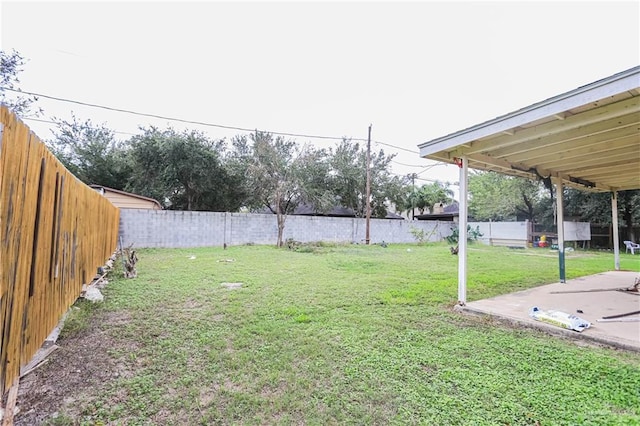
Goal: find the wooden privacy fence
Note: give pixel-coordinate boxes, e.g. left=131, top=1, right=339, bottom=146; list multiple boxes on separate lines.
left=0, top=107, right=119, bottom=396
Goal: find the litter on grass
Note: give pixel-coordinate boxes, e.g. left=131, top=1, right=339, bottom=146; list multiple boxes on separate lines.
left=221, top=282, right=243, bottom=289
left=529, top=307, right=591, bottom=332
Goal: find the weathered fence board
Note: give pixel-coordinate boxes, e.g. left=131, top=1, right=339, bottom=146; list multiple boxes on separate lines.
left=0, top=107, right=119, bottom=396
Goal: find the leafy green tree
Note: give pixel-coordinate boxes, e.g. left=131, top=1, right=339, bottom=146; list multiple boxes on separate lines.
left=0, top=49, right=42, bottom=117
left=564, top=189, right=611, bottom=224
left=418, top=181, right=455, bottom=214
left=224, top=134, right=259, bottom=210
left=125, top=127, right=168, bottom=204
left=127, top=127, right=241, bottom=211
left=397, top=179, right=454, bottom=218
left=242, top=131, right=333, bottom=247
left=328, top=139, right=404, bottom=218
left=565, top=188, right=640, bottom=241
left=48, top=114, right=130, bottom=189
left=402, top=180, right=423, bottom=219
left=469, top=171, right=549, bottom=222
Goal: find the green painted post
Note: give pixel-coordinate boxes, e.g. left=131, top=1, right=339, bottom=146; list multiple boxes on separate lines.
left=559, top=249, right=566, bottom=283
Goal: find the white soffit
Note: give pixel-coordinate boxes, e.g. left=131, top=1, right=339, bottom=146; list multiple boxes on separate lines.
left=418, top=66, right=640, bottom=192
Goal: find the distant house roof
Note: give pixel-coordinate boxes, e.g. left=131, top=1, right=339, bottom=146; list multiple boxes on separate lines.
left=384, top=211, right=405, bottom=220
left=258, top=203, right=405, bottom=220
left=295, top=204, right=354, bottom=217
left=90, top=185, right=163, bottom=210
left=415, top=202, right=459, bottom=221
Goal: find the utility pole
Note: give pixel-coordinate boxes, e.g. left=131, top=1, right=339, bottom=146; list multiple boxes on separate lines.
left=365, top=124, right=372, bottom=245
left=411, top=173, right=416, bottom=220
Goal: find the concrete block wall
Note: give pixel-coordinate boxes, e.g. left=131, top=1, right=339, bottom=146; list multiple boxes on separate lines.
left=119, top=209, right=454, bottom=248
left=470, top=221, right=528, bottom=247
left=281, top=215, right=352, bottom=243
left=227, top=213, right=280, bottom=245
left=368, top=218, right=452, bottom=244
left=119, top=210, right=222, bottom=248
left=470, top=221, right=528, bottom=243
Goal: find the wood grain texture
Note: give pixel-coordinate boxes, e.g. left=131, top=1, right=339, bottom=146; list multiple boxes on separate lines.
left=0, top=107, right=119, bottom=396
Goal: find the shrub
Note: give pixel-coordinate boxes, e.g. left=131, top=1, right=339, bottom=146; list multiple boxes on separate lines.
left=409, top=227, right=426, bottom=244
left=409, top=226, right=438, bottom=245
left=446, top=225, right=483, bottom=244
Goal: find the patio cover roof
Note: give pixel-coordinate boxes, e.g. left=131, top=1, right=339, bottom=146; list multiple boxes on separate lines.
left=418, top=66, right=640, bottom=192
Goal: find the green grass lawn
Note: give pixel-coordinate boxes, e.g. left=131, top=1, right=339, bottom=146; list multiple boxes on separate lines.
left=61, top=243, right=640, bottom=425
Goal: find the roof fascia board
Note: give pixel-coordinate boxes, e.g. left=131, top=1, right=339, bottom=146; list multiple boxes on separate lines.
left=418, top=66, right=640, bottom=157
left=90, top=184, right=163, bottom=208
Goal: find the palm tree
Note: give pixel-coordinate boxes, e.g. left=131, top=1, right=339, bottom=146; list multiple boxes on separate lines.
left=418, top=182, right=454, bottom=214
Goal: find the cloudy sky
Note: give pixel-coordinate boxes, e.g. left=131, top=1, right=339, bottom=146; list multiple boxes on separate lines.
left=1, top=1, right=639, bottom=192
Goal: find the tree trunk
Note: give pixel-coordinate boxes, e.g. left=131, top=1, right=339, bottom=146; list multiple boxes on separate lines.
left=275, top=188, right=286, bottom=247
left=623, top=201, right=634, bottom=242
left=186, top=184, right=193, bottom=211
left=276, top=213, right=285, bottom=247
left=519, top=192, right=535, bottom=221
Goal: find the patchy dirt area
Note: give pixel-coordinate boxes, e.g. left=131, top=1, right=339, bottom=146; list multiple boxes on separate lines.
left=14, top=310, right=135, bottom=425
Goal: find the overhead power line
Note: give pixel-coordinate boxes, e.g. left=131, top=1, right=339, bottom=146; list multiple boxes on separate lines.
left=416, top=162, right=447, bottom=176
left=391, top=159, right=434, bottom=168
left=19, top=102, right=453, bottom=185
left=24, top=119, right=448, bottom=181
left=23, top=117, right=138, bottom=136
left=6, top=88, right=419, bottom=154
left=415, top=175, right=459, bottom=185
left=372, top=140, right=417, bottom=154
left=397, top=162, right=448, bottom=176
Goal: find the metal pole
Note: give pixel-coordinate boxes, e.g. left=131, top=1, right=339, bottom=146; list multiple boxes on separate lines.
left=365, top=124, right=372, bottom=245
left=411, top=173, right=415, bottom=220
left=458, top=156, right=468, bottom=305
left=224, top=211, right=228, bottom=248
left=612, top=191, right=620, bottom=270
left=554, top=177, right=566, bottom=283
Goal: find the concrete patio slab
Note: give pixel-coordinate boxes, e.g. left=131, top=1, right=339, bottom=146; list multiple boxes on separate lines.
left=459, top=271, right=640, bottom=351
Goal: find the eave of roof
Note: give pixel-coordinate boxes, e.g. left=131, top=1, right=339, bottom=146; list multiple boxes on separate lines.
left=417, top=66, right=640, bottom=192
left=90, top=184, right=163, bottom=209
left=414, top=213, right=458, bottom=221
left=419, top=66, right=640, bottom=155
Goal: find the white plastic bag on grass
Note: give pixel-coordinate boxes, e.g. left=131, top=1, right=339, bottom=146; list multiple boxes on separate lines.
left=529, top=307, right=591, bottom=332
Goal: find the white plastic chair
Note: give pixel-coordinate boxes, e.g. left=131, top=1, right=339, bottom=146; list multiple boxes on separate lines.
left=623, top=240, right=640, bottom=254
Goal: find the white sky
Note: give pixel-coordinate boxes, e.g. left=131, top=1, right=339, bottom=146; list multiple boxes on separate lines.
left=1, top=1, right=639, bottom=197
